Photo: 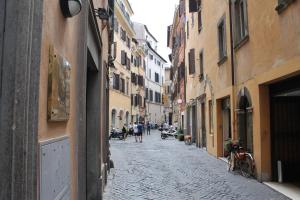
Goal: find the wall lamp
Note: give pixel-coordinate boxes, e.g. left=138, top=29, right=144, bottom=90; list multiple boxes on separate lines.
left=94, top=8, right=110, bottom=21
left=60, top=0, right=82, bottom=18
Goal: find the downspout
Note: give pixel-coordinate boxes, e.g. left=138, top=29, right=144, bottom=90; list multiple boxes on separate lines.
left=229, top=0, right=237, bottom=139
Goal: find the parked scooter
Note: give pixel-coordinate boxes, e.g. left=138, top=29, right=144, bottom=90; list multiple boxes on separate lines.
left=109, top=128, right=124, bottom=140
left=161, top=128, right=177, bottom=139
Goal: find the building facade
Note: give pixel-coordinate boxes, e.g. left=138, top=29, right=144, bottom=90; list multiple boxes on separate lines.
left=131, top=38, right=146, bottom=123
left=134, top=22, right=167, bottom=125
left=110, top=0, right=135, bottom=129
left=170, top=0, right=300, bottom=183
left=167, top=1, right=186, bottom=130
left=1, top=0, right=113, bottom=199
left=163, top=67, right=173, bottom=125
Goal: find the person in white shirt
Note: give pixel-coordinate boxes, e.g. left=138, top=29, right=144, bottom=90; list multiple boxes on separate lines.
left=133, top=122, right=138, bottom=142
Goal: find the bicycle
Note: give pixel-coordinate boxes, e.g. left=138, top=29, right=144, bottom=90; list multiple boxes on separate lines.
left=227, top=142, right=255, bottom=178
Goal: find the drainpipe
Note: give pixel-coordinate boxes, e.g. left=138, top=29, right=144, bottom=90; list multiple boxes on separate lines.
left=229, top=0, right=237, bottom=139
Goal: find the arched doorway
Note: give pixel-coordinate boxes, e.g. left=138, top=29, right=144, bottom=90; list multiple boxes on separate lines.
left=237, top=88, right=253, bottom=153
left=111, top=109, right=116, bottom=129
left=119, top=110, right=124, bottom=128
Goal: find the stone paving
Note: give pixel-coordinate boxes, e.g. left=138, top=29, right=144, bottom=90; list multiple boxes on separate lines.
left=103, top=130, right=289, bottom=200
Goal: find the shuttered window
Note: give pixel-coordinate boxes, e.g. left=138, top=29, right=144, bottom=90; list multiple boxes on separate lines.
left=155, top=73, right=159, bottom=83
left=114, top=74, right=120, bottom=90
left=199, top=51, right=204, bottom=80
left=112, top=42, right=117, bottom=59
left=197, top=0, right=202, bottom=32
left=150, top=90, right=153, bottom=101
left=121, top=50, right=126, bottom=65
left=218, top=17, right=227, bottom=62
left=189, top=49, right=195, bottom=74
left=126, top=57, right=130, bottom=70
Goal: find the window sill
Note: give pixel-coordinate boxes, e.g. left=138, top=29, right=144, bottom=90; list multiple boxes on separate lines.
left=275, top=0, right=296, bottom=14
left=218, top=55, right=228, bottom=66
left=234, top=35, right=249, bottom=51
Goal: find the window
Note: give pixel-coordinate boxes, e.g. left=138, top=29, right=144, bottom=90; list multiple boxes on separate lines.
left=145, top=88, right=148, bottom=99
left=199, top=51, right=204, bottom=80
left=155, top=92, right=161, bottom=103
left=111, top=42, right=117, bottom=60
left=114, top=18, right=119, bottom=33
left=218, top=17, right=227, bottom=62
left=126, top=37, right=131, bottom=48
left=121, top=50, right=126, bottom=65
left=120, top=78, right=125, bottom=93
left=126, top=57, right=130, bottom=70
left=150, top=90, right=153, bottom=101
left=155, top=73, right=159, bottom=83
left=121, top=28, right=126, bottom=41
left=157, top=60, right=161, bottom=66
left=126, top=80, right=129, bottom=95
left=111, top=110, right=116, bottom=128
left=197, top=0, right=202, bottom=32
left=189, top=0, right=198, bottom=12
left=113, top=73, right=120, bottom=90
left=149, top=69, right=151, bottom=79
left=149, top=54, right=153, bottom=60
left=233, top=0, right=248, bottom=46
left=188, top=49, right=195, bottom=74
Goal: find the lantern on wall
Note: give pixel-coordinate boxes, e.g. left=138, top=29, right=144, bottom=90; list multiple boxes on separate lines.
left=60, top=0, right=82, bottom=18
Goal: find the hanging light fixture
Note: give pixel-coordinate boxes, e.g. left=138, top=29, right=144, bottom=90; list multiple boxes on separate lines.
left=60, top=0, right=82, bottom=18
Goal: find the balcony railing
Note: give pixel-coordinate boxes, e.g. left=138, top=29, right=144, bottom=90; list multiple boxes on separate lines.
left=115, top=0, right=134, bottom=30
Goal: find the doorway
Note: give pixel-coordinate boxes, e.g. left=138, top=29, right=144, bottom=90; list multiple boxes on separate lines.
left=237, top=88, right=253, bottom=153
left=86, top=50, right=101, bottom=200
left=221, top=97, right=231, bottom=157
left=201, top=102, right=207, bottom=148
left=270, top=75, right=300, bottom=182
left=192, top=105, right=197, bottom=143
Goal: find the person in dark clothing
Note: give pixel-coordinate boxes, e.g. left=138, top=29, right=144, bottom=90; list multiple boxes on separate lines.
left=137, top=123, right=143, bottom=143
left=146, top=121, right=151, bottom=135
left=122, top=125, right=127, bottom=140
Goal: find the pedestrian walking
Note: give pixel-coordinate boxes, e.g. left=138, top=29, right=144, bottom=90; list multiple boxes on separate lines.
left=133, top=122, right=138, bottom=142
left=128, top=122, right=133, bottom=136
left=122, top=125, right=127, bottom=140
left=137, top=122, right=143, bottom=143
left=146, top=121, right=151, bottom=135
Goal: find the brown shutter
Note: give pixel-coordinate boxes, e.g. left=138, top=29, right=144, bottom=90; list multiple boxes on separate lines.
left=121, top=51, right=126, bottom=65
left=115, top=74, right=120, bottom=90
left=127, top=57, right=130, bottom=70
left=189, top=49, right=195, bottom=74
left=113, top=42, right=117, bottom=59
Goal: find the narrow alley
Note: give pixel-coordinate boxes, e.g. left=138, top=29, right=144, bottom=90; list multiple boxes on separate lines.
left=104, top=131, right=288, bottom=200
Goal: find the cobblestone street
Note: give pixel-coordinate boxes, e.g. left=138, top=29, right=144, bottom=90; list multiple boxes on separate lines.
left=103, top=130, right=289, bottom=200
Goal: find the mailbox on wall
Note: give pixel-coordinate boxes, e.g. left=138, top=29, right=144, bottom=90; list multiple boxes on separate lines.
left=47, top=46, right=71, bottom=121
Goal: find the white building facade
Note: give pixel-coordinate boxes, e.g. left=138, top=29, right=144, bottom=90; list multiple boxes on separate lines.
left=133, top=22, right=167, bottom=125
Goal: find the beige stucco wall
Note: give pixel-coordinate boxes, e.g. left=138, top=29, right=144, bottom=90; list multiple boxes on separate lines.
left=109, top=1, right=135, bottom=129
left=184, top=0, right=300, bottom=181
left=38, top=0, right=109, bottom=198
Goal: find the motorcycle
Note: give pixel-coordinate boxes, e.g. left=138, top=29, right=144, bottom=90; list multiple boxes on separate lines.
left=161, top=128, right=177, bottom=139
left=109, top=128, right=124, bottom=140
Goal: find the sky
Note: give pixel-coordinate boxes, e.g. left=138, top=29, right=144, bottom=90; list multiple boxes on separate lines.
left=129, top=0, right=179, bottom=65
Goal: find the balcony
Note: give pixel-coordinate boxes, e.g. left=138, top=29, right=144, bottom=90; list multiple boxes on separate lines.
left=115, top=0, right=134, bottom=30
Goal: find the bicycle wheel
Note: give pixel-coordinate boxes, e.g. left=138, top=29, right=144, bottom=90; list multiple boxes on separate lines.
left=240, top=154, right=253, bottom=178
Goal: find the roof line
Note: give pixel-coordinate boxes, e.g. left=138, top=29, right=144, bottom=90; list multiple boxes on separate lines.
left=144, top=25, right=158, bottom=42
left=146, top=42, right=167, bottom=63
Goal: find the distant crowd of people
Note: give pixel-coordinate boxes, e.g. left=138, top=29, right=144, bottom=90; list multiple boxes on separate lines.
left=120, top=121, right=152, bottom=142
